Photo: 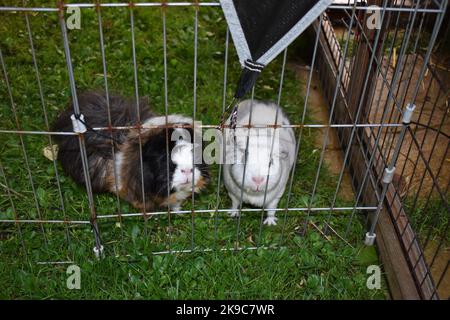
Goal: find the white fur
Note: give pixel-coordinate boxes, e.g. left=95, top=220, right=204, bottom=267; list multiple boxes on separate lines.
left=142, top=115, right=194, bottom=128
left=222, top=100, right=296, bottom=225
left=114, top=151, right=125, bottom=192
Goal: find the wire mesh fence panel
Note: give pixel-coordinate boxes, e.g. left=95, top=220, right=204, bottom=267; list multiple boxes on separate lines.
left=0, top=0, right=448, bottom=299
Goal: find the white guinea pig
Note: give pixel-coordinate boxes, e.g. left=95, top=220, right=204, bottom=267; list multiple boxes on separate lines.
left=222, top=99, right=296, bottom=225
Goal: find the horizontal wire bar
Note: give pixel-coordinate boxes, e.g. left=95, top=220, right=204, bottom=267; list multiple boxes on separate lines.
left=0, top=4, right=444, bottom=13
left=0, top=123, right=406, bottom=136
left=0, top=219, right=90, bottom=224
left=0, top=130, right=76, bottom=135
left=151, top=245, right=281, bottom=256
left=36, top=261, right=74, bottom=265
left=0, top=206, right=377, bottom=225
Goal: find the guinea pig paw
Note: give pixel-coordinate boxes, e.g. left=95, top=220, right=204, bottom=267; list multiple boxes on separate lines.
left=263, top=216, right=278, bottom=226
left=228, top=209, right=240, bottom=218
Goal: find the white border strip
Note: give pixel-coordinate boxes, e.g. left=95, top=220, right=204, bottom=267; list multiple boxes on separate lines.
left=220, top=0, right=252, bottom=66
left=258, top=0, right=334, bottom=65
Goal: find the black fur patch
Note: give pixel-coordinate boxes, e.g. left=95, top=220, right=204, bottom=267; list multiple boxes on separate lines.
left=52, top=91, right=154, bottom=192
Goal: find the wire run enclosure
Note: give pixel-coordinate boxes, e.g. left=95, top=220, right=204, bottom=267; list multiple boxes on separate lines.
left=0, top=1, right=448, bottom=299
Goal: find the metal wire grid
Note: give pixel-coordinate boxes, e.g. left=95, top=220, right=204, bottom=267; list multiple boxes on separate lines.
left=0, top=0, right=447, bottom=290
left=364, top=2, right=448, bottom=299
left=324, top=0, right=449, bottom=299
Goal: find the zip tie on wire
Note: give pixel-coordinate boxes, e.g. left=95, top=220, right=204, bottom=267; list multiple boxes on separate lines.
left=71, top=113, right=121, bottom=144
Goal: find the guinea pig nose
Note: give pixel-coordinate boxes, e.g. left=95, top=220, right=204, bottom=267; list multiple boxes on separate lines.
left=252, top=176, right=265, bottom=185
left=181, top=168, right=193, bottom=175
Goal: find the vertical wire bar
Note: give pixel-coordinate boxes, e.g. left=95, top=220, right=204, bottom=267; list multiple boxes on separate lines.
left=23, top=8, right=71, bottom=247
left=256, top=48, right=287, bottom=247
left=280, top=14, right=322, bottom=244
left=58, top=7, right=102, bottom=253
left=368, top=0, right=414, bottom=165
left=303, top=3, right=359, bottom=235
left=363, top=0, right=404, bottom=148
left=351, top=0, right=398, bottom=163
left=379, top=0, right=430, bottom=183
left=129, top=7, right=149, bottom=238
left=162, top=6, right=173, bottom=253
left=397, top=63, right=440, bottom=201
left=383, top=2, right=440, bottom=178
left=0, top=48, right=48, bottom=246
left=213, top=27, right=229, bottom=247
left=338, top=6, right=391, bottom=198
left=190, top=5, right=199, bottom=251
left=0, top=160, right=28, bottom=260
left=408, top=0, right=447, bottom=116
left=323, top=1, right=389, bottom=234
left=235, top=87, right=255, bottom=248
left=367, top=123, right=409, bottom=236
left=373, top=0, right=420, bottom=175
left=96, top=2, right=124, bottom=239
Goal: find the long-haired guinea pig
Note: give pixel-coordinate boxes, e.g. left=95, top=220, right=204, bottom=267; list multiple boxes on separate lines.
left=222, top=99, right=296, bottom=225
left=52, top=91, right=209, bottom=212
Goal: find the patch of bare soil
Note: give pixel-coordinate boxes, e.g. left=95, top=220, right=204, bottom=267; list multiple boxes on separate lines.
left=368, top=54, right=449, bottom=198
left=290, top=62, right=355, bottom=202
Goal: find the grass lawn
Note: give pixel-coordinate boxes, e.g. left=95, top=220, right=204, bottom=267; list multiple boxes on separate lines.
left=0, top=1, right=386, bottom=299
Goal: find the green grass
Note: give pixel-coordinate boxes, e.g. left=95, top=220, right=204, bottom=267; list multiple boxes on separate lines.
left=0, top=1, right=386, bottom=299
left=404, top=196, right=450, bottom=245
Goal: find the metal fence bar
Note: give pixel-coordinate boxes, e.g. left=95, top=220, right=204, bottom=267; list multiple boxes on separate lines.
left=0, top=123, right=407, bottom=134
left=0, top=3, right=446, bottom=12
left=190, top=5, right=199, bottom=251
left=213, top=27, right=229, bottom=247
left=234, top=88, right=255, bottom=247
left=0, top=206, right=380, bottom=223
left=162, top=6, right=173, bottom=253
left=280, top=13, right=323, bottom=244
left=23, top=6, right=71, bottom=247
left=58, top=7, right=103, bottom=256
left=378, top=0, right=430, bottom=184
left=129, top=8, right=150, bottom=240
left=257, top=48, right=287, bottom=246
left=324, top=0, right=388, bottom=235
left=303, top=3, right=358, bottom=235
left=96, top=1, right=124, bottom=235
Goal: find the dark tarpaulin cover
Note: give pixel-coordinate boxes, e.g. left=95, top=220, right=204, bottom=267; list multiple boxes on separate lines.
left=235, top=0, right=317, bottom=61
left=220, top=0, right=333, bottom=98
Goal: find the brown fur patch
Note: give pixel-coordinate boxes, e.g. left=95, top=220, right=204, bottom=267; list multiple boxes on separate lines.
left=195, top=175, right=207, bottom=191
